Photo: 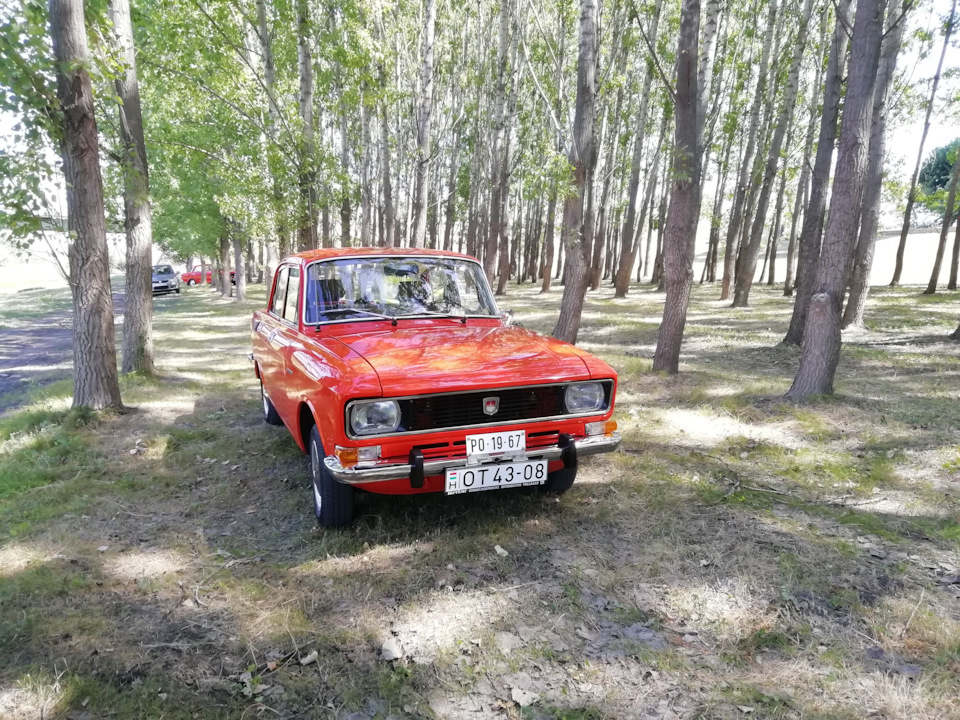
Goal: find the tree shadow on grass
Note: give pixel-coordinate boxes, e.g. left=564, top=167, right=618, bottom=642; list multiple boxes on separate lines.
left=2, top=285, right=958, bottom=718
left=3, top=389, right=956, bottom=719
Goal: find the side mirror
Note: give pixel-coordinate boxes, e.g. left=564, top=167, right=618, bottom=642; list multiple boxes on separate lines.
left=500, top=309, right=514, bottom=326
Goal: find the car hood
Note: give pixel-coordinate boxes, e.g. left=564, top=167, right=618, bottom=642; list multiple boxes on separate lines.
left=333, top=324, right=592, bottom=396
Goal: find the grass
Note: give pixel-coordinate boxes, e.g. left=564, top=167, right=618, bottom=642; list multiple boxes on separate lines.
left=0, top=280, right=958, bottom=718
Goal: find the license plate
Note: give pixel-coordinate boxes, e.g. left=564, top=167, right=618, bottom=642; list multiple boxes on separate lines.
left=465, top=429, right=525, bottom=458
left=445, top=459, right=547, bottom=495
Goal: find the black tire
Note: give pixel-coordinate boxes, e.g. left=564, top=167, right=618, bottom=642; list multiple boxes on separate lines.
left=309, top=425, right=354, bottom=528
left=542, top=466, right=577, bottom=494
left=187, top=279, right=197, bottom=286
left=175, top=287, right=181, bottom=294
left=260, top=380, right=283, bottom=426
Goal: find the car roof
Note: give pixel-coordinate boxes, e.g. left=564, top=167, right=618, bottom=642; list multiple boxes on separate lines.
left=284, top=247, right=479, bottom=265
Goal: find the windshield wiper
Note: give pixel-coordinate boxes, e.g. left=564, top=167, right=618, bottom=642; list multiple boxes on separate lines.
left=318, top=307, right=398, bottom=326
left=399, top=309, right=469, bottom=324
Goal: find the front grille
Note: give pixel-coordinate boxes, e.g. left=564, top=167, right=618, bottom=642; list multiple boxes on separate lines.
left=395, top=382, right=612, bottom=432
left=404, top=430, right=563, bottom=461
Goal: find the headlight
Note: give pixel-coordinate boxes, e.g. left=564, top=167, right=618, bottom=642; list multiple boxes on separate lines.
left=564, top=382, right=605, bottom=413
left=349, top=400, right=401, bottom=436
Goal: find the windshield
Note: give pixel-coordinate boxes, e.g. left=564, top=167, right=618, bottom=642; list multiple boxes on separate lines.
left=153, top=266, right=174, bottom=275
left=303, top=256, right=498, bottom=324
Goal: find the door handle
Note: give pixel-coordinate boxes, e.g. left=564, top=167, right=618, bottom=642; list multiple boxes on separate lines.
left=268, top=329, right=278, bottom=342
left=285, top=368, right=293, bottom=375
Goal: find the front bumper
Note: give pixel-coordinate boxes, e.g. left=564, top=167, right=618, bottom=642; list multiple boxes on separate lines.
left=324, top=432, right=621, bottom=485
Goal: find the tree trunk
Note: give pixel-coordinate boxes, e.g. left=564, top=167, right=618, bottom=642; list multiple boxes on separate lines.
left=951, top=321, right=960, bottom=339
left=705, top=139, right=732, bottom=283
left=496, top=27, right=522, bottom=295
left=379, top=66, right=395, bottom=247
left=233, top=233, right=246, bottom=302
left=296, top=0, right=318, bottom=251
left=109, top=0, right=154, bottom=376
left=200, top=257, right=207, bottom=287
left=652, top=0, right=702, bottom=373
left=719, top=0, right=778, bottom=301
left=321, top=203, right=330, bottom=248
left=783, top=0, right=852, bottom=345
left=765, top=158, right=790, bottom=286
left=842, top=0, right=908, bottom=326
left=410, top=0, right=436, bottom=248
left=552, top=0, right=597, bottom=344
left=50, top=0, right=123, bottom=410
left=733, top=0, right=812, bottom=307
left=340, top=112, right=351, bottom=247
left=443, top=127, right=461, bottom=251
left=540, top=182, right=558, bottom=292
left=784, top=32, right=823, bottom=298
left=613, top=0, right=663, bottom=298
left=219, top=232, right=231, bottom=297
left=787, top=0, right=885, bottom=401
left=256, top=0, right=282, bottom=281
left=923, top=148, right=960, bottom=294
left=590, top=40, right=627, bottom=292
left=890, top=0, right=957, bottom=286
left=949, top=211, right=960, bottom=290
left=360, top=101, right=372, bottom=245
left=485, top=0, right=511, bottom=282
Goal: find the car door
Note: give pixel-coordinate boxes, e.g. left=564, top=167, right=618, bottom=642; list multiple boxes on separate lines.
left=275, top=266, right=303, bottom=415
left=256, top=266, right=290, bottom=422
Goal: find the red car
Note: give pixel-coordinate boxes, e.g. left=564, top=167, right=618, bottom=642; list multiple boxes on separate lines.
left=181, top=266, right=235, bottom=286
left=251, top=248, right=620, bottom=527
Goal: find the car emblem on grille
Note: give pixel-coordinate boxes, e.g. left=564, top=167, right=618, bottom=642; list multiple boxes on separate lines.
left=483, top=397, right=500, bottom=415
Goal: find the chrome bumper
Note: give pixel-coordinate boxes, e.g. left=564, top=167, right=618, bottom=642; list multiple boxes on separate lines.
left=324, top=433, right=621, bottom=485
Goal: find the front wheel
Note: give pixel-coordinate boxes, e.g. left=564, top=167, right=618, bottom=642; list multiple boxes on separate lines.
left=542, top=466, right=577, bottom=494
left=187, top=279, right=197, bottom=286
left=310, top=426, right=354, bottom=528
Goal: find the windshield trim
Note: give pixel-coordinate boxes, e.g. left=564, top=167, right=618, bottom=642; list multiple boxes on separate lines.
left=300, top=254, right=501, bottom=327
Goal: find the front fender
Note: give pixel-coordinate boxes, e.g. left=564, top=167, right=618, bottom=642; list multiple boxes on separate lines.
left=288, top=337, right=382, bottom=452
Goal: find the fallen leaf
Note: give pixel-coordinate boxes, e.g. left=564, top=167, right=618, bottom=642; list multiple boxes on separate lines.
left=511, top=687, right=539, bottom=707
left=299, top=650, right=318, bottom=665
left=97, top=546, right=108, bottom=553
left=381, top=637, right=403, bottom=661
left=494, top=545, right=509, bottom=557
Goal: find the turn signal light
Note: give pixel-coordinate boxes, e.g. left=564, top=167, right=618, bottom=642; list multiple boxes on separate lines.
left=334, top=445, right=381, bottom=467
left=585, top=420, right=618, bottom=437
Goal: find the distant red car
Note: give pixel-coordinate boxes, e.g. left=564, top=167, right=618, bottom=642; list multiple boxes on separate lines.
left=251, top=247, right=620, bottom=528
left=181, top=266, right=235, bottom=286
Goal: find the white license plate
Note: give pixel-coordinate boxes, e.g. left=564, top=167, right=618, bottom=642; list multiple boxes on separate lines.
left=465, top=429, right=525, bottom=458
left=445, top=459, right=548, bottom=495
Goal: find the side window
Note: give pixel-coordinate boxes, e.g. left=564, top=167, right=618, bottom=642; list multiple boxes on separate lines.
left=271, top=267, right=289, bottom=317
left=283, top=268, right=301, bottom=324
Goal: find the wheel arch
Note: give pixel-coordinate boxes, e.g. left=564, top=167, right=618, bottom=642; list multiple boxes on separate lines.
left=296, top=399, right=331, bottom=454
